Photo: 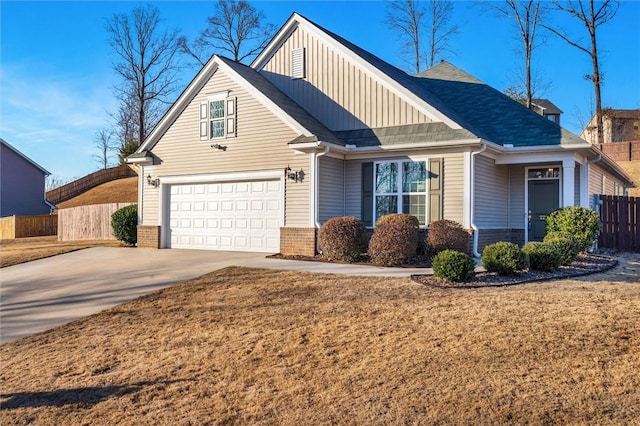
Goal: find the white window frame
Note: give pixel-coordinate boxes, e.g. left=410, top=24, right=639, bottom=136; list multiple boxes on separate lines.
left=373, top=159, right=428, bottom=226
left=200, top=92, right=235, bottom=141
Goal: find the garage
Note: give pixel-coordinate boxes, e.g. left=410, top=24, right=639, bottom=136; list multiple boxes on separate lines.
left=167, top=179, right=282, bottom=252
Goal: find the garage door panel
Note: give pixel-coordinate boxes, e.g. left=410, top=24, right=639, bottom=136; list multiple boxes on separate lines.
left=168, top=179, right=281, bottom=252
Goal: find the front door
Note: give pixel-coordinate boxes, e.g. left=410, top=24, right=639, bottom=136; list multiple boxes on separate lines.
left=528, top=180, right=559, bottom=241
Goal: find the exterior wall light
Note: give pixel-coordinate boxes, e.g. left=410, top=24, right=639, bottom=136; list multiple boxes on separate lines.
left=284, top=166, right=304, bottom=182
left=146, top=174, right=159, bottom=188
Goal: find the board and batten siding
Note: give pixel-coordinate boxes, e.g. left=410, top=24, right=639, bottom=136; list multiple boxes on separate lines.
left=142, top=68, right=310, bottom=227
left=474, top=154, right=509, bottom=228
left=260, top=26, right=433, bottom=131
left=318, top=156, right=345, bottom=223
left=343, top=153, right=465, bottom=225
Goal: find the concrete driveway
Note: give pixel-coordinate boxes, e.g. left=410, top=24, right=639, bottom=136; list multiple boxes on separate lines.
left=1, top=247, right=431, bottom=345
left=0, top=247, right=266, bottom=344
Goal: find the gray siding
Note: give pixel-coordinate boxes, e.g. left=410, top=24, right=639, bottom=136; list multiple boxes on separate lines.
left=0, top=143, right=49, bottom=217
left=318, top=156, right=345, bottom=223
left=474, top=154, right=509, bottom=228
left=260, top=26, right=433, bottom=131
left=142, top=67, right=310, bottom=227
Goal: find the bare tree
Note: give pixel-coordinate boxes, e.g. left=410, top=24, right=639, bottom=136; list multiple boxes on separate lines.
left=93, top=128, right=117, bottom=169
left=425, top=0, right=460, bottom=68
left=45, top=175, right=73, bottom=191
left=487, top=0, right=544, bottom=109
left=106, top=5, right=182, bottom=148
left=179, top=0, right=276, bottom=66
left=387, top=0, right=459, bottom=74
left=542, top=0, right=619, bottom=144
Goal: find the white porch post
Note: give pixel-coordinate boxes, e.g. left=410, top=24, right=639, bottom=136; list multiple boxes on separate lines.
left=562, top=159, right=575, bottom=207
left=580, top=162, right=590, bottom=207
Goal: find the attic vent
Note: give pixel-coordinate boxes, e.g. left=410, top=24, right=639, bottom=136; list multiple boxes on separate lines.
left=291, top=48, right=305, bottom=79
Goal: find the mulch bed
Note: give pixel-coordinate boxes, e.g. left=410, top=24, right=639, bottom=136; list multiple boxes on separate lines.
left=268, top=253, right=432, bottom=268
left=412, top=253, right=618, bottom=288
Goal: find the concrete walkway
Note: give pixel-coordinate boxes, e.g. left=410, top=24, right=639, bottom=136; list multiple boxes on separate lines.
left=1, top=247, right=431, bottom=344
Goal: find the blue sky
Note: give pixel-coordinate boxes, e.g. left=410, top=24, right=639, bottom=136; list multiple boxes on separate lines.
left=1, top=1, right=639, bottom=181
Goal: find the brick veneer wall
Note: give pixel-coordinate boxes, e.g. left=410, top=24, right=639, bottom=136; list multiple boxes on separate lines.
left=137, top=225, right=161, bottom=248
left=280, top=227, right=316, bottom=256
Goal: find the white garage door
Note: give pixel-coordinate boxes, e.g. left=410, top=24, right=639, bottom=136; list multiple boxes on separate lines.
left=168, top=180, right=282, bottom=252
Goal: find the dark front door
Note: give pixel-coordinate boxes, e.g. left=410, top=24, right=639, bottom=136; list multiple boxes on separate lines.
left=528, top=180, right=559, bottom=241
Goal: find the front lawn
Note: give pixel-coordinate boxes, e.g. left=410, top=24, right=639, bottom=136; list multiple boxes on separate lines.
left=1, top=264, right=639, bottom=424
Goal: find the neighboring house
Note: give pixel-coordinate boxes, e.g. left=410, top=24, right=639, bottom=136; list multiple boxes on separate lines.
left=1, top=138, right=53, bottom=217
left=128, top=13, right=634, bottom=256
left=581, top=109, right=640, bottom=144
left=531, top=99, right=562, bottom=125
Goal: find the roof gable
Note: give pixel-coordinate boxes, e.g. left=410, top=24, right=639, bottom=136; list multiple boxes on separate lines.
left=252, top=13, right=463, bottom=130
left=0, top=138, right=50, bottom=175
left=138, top=54, right=339, bottom=153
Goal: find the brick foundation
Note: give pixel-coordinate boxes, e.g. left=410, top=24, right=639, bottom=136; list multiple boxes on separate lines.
left=137, top=225, right=161, bottom=248
left=280, top=227, right=317, bottom=256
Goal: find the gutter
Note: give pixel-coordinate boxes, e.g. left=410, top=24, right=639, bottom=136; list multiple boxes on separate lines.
left=470, top=143, right=487, bottom=257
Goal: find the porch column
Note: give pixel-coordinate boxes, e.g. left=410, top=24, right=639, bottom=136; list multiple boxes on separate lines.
left=562, top=159, right=575, bottom=207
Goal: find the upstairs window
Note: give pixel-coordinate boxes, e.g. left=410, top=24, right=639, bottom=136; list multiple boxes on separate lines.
left=200, top=93, right=236, bottom=140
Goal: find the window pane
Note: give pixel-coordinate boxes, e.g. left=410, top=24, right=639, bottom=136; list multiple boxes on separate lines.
left=402, top=161, right=426, bottom=192
left=376, top=195, right=397, bottom=222
left=210, top=100, right=225, bottom=119
left=375, top=163, right=397, bottom=193
left=210, top=119, right=224, bottom=138
left=403, top=194, right=426, bottom=225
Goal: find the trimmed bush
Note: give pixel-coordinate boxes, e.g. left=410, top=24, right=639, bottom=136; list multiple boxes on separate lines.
left=427, top=219, right=470, bottom=254
left=546, top=206, right=601, bottom=252
left=432, top=249, right=476, bottom=282
left=481, top=241, right=528, bottom=275
left=522, top=242, right=562, bottom=272
left=318, top=216, right=367, bottom=261
left=368, top=216, right=420, bottom=266
left=544, top=232, right=580, bottom=265
left=111, top=204, right=138, bottom=246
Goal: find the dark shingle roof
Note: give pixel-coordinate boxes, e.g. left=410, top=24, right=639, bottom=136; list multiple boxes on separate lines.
left=417, top=62, right=587, bottom=147
left=532, top=99, right=563, bottom=115
left=334, top=123, right=476, bottom=147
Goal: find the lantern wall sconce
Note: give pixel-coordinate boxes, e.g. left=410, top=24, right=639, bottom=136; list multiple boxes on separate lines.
left=146, top=174, right=160, bottom=188
left=210, top=143, right=227, bottom=151
left=284, top=166, right=304, bottom=182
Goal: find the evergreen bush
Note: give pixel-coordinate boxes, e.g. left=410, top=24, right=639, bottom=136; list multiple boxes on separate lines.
left=545, top=206, right=601, bottom=252
left=522, top=242, right=562, bottom=271
left=432, top=249, right=476, bottom=282
left=111, top=204, right=138, bottom=246
left=427, top=219, right=470, bottom=254
left=481, top=241, right=528, bottom=275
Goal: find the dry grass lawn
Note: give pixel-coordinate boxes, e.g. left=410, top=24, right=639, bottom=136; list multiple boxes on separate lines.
left=55, top=177, right=138, bottom=209
left=0, top=236, right=121, bottom=268
left=1, top=254, right=639, bottom=425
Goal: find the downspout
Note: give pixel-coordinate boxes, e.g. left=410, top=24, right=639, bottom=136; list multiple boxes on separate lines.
left=470, top=143, right=487, bottom=257
left=314, top=145, right=330, bottom=252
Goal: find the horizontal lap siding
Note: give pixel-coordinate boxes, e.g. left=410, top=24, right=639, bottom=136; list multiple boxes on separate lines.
left=344, top=153, right=465, bottom=225
left=260, top=26, right=432, bottom=131
left=474, top=155, right=509, bottom=228
left=589, top=164, right=603, bottom=210
left=143, top=69, right=309, bottom=227
left=318, top=156, right=345, bottom=223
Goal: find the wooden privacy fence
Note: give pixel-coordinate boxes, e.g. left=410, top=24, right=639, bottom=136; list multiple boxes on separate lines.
left=46, top=165, right=137, bottom=205
left=599, top=195, right=640, bottom=252
left=598, top=141, right=640, bottom=161
left=58, top=203, right=134, bottom=241
left=0, top=215, right=58, bottom=239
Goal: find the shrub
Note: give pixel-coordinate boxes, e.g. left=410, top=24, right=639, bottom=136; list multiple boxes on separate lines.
left=522, top=242, right=562, bottom=272
left=368, top=217, right=420, bottom=266
left=427, top=219, right=470, bottom=254
left=375, top=213, right=420, bottom=229
left=111, top=204, right=138, bottom=246
left=544, top=232, right=580, bottom=265
left=432, top=249, right=476, bottom=282
left=545, top=206, right=601, bottom=252
left=481, top=241, right=528, bottom=275
left=318, top=216, right=368, bottom=261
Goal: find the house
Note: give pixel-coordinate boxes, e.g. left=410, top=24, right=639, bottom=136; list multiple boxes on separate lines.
left=1, top=138, right=53, bottom=217
left=128, top=13, right=634, bottom=256
left=581, top=109, right=640, bottom=144
left=531, top=99, right=562, bottom=125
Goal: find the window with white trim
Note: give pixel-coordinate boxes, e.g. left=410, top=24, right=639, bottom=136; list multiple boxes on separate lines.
left=200, top=93, right=236, bottom=140
left=374, top=160, right=427, bottom=225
